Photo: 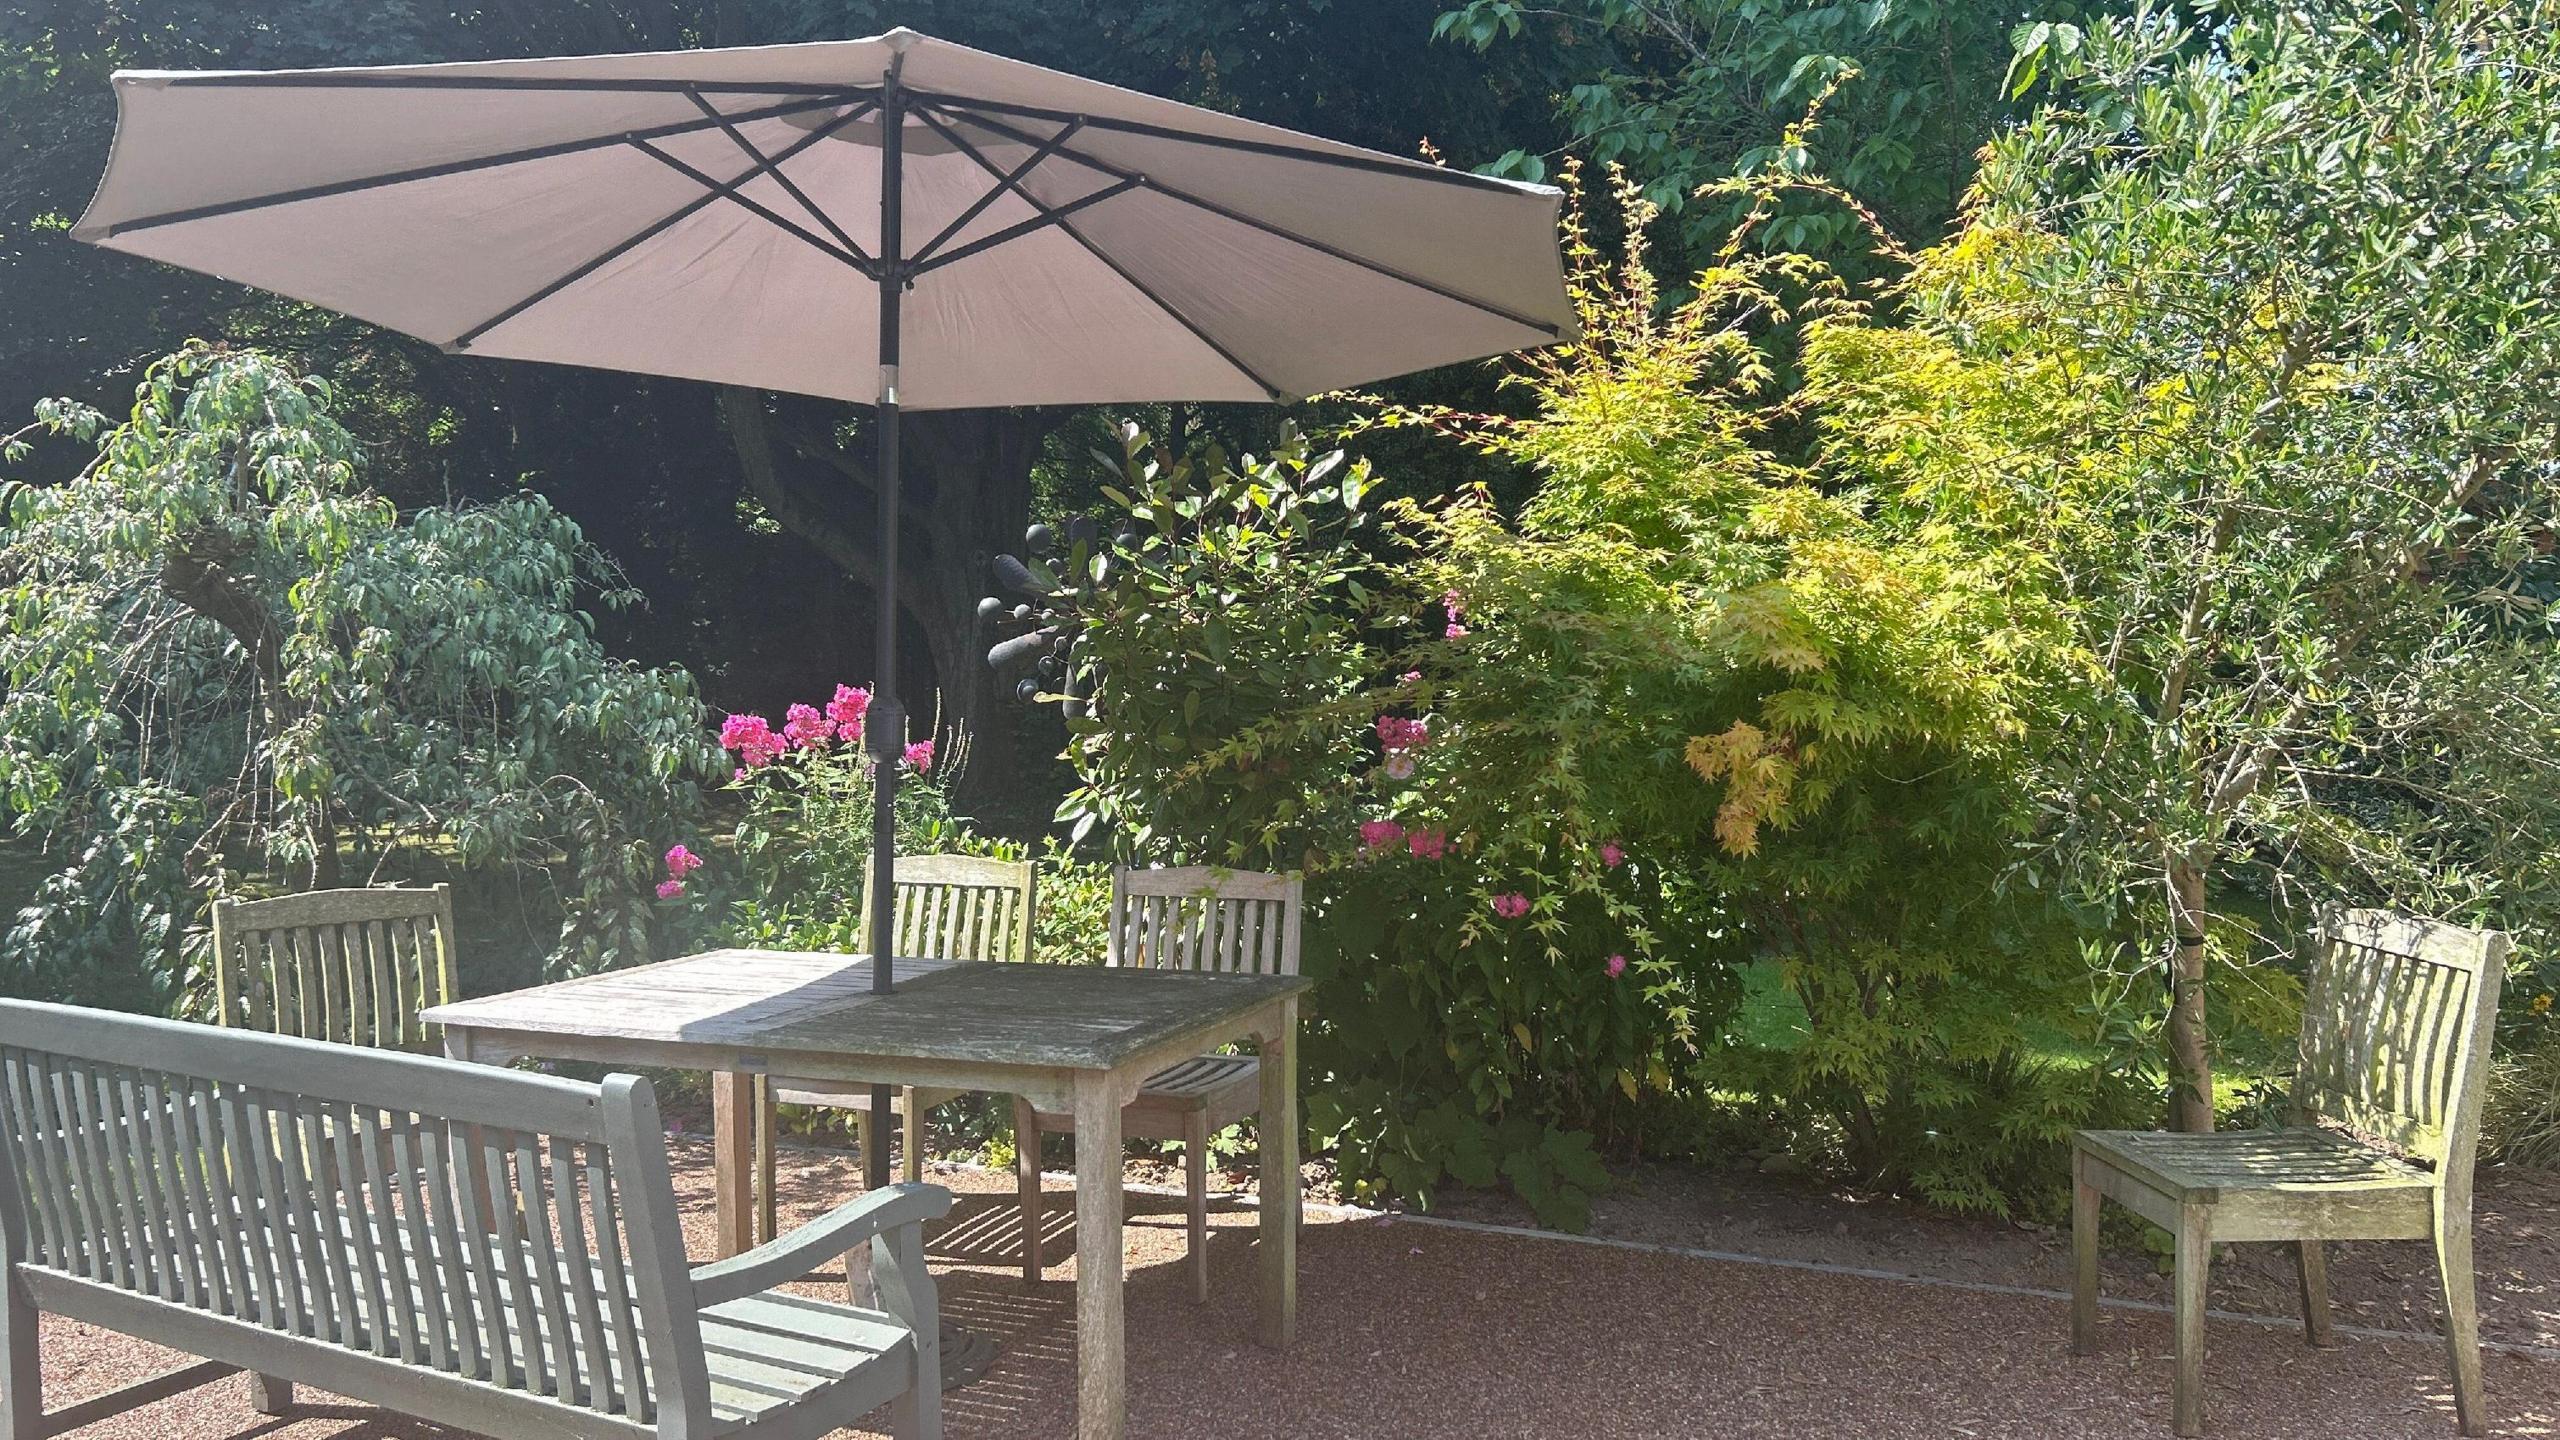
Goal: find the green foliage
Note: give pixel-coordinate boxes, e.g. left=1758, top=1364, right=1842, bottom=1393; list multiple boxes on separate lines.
left=1435, top=0, right=2115, bottom=264
left=1810, top=0, right=2560, bottom=1117
left=0, top=344, right=722, bottom=1008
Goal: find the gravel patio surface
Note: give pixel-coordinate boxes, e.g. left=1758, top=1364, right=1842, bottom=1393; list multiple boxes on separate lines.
left=23, top=1142, right=2559, bottom=1438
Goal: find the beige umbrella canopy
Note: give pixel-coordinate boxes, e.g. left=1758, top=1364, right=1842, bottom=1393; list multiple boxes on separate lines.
left=77, top=25, right=1572, bottom=1192
left=74, top=28, right=1573, bottom=407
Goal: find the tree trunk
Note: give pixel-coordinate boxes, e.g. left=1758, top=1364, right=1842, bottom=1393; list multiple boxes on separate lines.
left=161, top=532, right=341, bottom=887
left=2165, top=855, right=2214, bottom=1133
left=715, top=387, right=1063, bottom=791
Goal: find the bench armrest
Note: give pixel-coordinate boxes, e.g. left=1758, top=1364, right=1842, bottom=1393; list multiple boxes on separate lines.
left=688, top=1181, right=954, bottom=1308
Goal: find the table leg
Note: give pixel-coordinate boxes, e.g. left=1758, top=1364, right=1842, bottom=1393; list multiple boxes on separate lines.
left=1258, top=997, right=1299, bottom=1349
left=1072, top=1072, right=1125, bottom=1440
left=712, top=1071, right=756, bottom=1258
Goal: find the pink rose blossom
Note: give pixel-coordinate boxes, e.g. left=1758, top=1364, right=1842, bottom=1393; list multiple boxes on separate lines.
left=655, top=879, right=686, bottom=900
left=1383, top=753, right=1418, bottom=781
left=719, top=713, right=785, bottom=767
left=1359, top=819, right=1405, bottom=853
left=1376, top=715, right=1429, bottom=752
left=1492, top=892, right=1530, bottom=920
left=903, top=739, right=937, bottom=772
left=664, top=844, right=703, bottom=878
left=826, top=683, right=872, bottom=740
left=1606, top=953, right=1628, bottom=978
left=1406, top=827, right=1449, bottom=860
left=1600, top=840, right=1626, bottom=869
left=782, top=702, right=832, bottom=749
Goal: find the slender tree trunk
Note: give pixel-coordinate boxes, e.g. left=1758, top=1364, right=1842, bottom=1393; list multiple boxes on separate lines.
left=2165, top=854, right=2214, bottom=1133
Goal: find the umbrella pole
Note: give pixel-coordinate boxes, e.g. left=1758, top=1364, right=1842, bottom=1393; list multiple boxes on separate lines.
left=863, top=63, right=908, bottom=1196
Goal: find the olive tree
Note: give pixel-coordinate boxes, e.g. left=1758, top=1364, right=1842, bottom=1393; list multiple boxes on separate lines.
left=1812, top=0, right=2560, bottom=1128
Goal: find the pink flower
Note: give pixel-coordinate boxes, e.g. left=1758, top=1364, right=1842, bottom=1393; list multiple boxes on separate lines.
left=655, top=879, right=686, bottom=900
left=664, top=844, right=702, bottom=878
left=1492, top=892, right=1530, bottom=920
left=1441, top=589, right=1469, bottom=640
left=1383, top=753, right=1418, bottom=781
left=732, top=766, right=749, bottom=783
left=719, top=713, right=785, bottom=767
left=827, top=684, right=872, bottom=740
left=1359, top=819, right=1405, bottom=853
left=1376, top=715, right=1429, bottom=752
left=1600, top=840, right=1626, bottom=869
left=1606, top=953, right=1627, bottom=979
left=904, top=739, right=936, bottom=772
left=1399, top=670, right=1423, bottom=685
left=783, top=702, right=832, bottom=749
left=1444, top=622, right=1469, bottom=640
left=1406, top=827, right=1448, bottom=860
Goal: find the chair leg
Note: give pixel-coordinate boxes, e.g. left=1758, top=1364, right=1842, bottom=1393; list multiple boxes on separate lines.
left=249, top=1372, right=293, bottom=1416
left=2435, top=1207, right=2489, bottom=1436
left=2295, top=1240, right=2334, bottom=1347
left=2071, top=1155, right=2101, bottom=1355
left=1185, top=1110, right=1210, bottom=1305
left=1, top=1277, right=39, bottom=1440
left=2173, top=1204, right=2210, bottom=1438
left=900, top=1087, right=925, bottom=1184
left=1013, top=1094, right=1044, bottom=1282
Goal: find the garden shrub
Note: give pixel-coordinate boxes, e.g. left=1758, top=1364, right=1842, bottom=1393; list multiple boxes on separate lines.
left=0, top=344, right=721, bottom=1008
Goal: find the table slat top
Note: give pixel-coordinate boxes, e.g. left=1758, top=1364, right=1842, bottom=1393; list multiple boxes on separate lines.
left=421, top=950, right=1309, bottom=1071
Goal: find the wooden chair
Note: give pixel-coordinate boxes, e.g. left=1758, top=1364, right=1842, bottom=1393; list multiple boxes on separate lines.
left=757, top=856, right=1036, bottom=1220
left=211, top=885, right=458, bottom=1052
left=2071, top=908, right=2509, bottom=1436
left=1014, top=866, right=1302, bottom=1298
left=0, top=998, right=952, bottom=1440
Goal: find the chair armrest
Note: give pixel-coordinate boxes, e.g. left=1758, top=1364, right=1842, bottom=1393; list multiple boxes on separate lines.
left=689, top=1182, right=953, bottom=1308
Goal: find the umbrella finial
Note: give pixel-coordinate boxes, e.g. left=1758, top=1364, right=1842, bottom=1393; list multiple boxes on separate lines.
left=883, top=27, right=925, bottom=52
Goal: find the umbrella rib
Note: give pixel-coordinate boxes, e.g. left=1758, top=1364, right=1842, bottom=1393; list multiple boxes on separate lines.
left=160, top=74, right=874, bottom=96
left=909, top=175, right=1142, bottom=276
left=684, top=89, right=870, bottom=263
left=901, top=87, right=1529, bottom=195
left=626, top=136, right=875, bottom=275
left=447, top=102, right=875, bottom=351
left=930, top=103, right=1563, bottom=338
left=909, top=117, right=1086, bottom=268
left=96, top=91, right=866, bottom=238
left=916, top=109, right=1284, bottom=401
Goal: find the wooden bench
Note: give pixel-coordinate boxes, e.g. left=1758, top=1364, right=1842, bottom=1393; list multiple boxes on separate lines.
left=0, top=998, right=953, bottom=1440
left=2071, top=908, right=2507, bottom=1436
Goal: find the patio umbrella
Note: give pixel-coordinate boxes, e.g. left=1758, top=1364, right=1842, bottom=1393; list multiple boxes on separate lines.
left=75, top=26, right=1574, bottom=1190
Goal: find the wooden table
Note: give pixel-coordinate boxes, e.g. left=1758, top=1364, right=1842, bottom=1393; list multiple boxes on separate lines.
left=421, top=949, right=1309, bottom=1440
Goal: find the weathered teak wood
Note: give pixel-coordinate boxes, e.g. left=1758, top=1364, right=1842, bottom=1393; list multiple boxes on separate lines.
left=1018, top=867, right=1304, bottom=1300
left=763, top=856, right=1039, bottom=1230
left=2070, top=908, right=2508, bottom=1436
left=212, top=886, right=458, bottom=1052
left=0, top=998, right=950, bottom=1440
left=423, top=950, right=1309, bottom=1440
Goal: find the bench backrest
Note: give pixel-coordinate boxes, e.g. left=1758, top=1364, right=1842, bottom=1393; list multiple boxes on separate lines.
left=2295, top=908, right=2508, bottom=1178
left=0, top=1000, right=710, bottom=1437
left=867, top=853, right=1036, bottom=963
left=1107, top=866, right=1303, bottom=976
left=212, top=885, right=458, bottom=1051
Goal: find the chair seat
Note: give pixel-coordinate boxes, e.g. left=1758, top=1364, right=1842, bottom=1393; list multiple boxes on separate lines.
left=2076, top=1126, right=2436, bottom=1241
left=1024, top=1053, right=1262, bottom=1140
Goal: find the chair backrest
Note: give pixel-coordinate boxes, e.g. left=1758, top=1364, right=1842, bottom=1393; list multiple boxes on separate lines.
left=0, top=999, right=709, bottom=1436
left=1107, top=866, right=1303, bottom=976
left=863, top=853, right=1037, bottom=963
left=2294, top=908, right=2509, bottom=1177
left=212, top=885, right=458, bottom=1052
